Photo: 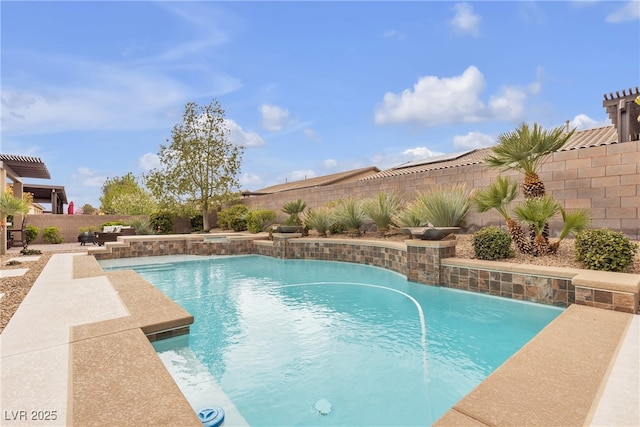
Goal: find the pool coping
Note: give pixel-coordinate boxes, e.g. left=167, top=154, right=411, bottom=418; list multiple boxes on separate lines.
left=1, top=238, right=638, bottom=426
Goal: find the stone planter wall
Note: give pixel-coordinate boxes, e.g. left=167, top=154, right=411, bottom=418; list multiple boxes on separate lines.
left=89, top=234, right=640, bottom=313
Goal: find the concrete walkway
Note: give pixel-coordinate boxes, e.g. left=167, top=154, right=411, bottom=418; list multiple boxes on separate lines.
left=1, top=244, right=638, bottom=426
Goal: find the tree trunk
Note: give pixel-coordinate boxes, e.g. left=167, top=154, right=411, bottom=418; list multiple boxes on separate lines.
left=202, top=200, right=210, bottom=231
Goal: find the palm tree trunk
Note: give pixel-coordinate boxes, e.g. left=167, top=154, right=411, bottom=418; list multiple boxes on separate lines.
left=506, top=218, right=532, bottom=254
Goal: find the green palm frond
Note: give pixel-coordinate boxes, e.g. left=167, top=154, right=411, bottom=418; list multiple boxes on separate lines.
left=513, top=196, right=561, bottom=237
left=473, top=176, right=518, bottom=220
left=558, top=207, right=591, bottom=241
left=485, top=123, right=575, bottom=175
left=0, top=192, right=29, bottom=225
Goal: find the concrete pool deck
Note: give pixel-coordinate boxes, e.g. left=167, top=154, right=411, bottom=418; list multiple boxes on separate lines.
left=1, top=246, right=639, bottom=426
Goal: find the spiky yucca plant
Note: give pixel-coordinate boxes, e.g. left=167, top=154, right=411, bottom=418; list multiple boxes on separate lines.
left=394, top=201, right=426, bottom=228
left=485, top=123, right=575, bottom=199
left=473, top=176, right=531, bottom=254
left=514, top=196, right=561, bottom=255
left=362, top=191, right=403, bottom=235
left=332, top=198, right=367, bottom=236
left=414, top=183, right=474, bottom=227
left=304, top=207, right=333, bottom=237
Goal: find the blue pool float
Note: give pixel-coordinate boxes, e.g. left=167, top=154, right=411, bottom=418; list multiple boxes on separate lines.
left=198, top=406, right=225, bottom=427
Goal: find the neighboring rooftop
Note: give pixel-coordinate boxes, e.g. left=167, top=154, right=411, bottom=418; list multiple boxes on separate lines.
left=245, top=166, right=380, bottom=195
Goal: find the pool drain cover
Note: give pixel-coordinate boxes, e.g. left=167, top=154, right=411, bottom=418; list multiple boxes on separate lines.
left=315, top=399, right=332, bottom=415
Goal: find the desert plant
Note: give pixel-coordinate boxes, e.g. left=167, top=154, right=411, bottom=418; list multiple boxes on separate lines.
left=332, top=198, right=366, bottom=236
left=282, top=199, right=307, bottom=226
left=245, top=209, right=277, bottom=233
left=473, top=176, right=531, bottom=254
left=485, top=123, right=575, bottom=199
left=42, top=226, right=63, bottom=244
left=129, top=218, right=153, bottom=235
left=362, top=191, right=403, bottom=235
left=25, top=225, right=39, bottom=245
left=513, top=196, right=561, bottom=255
left=217, top=204, right=248, bottom=231
left=472, top=226, right=515, bottom=260
left=413, top=183, right=474, bottom=227
left=549, top=208, right=591, bottom=253
left=304, top=207, right=334, bottom=237
left=574, top=228, right=638, bottom=272
left=394, top=202, right=427, bottom=228
left=149, top=211, right=174, bottom=234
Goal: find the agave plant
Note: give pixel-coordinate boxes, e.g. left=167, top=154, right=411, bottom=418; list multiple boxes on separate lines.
left=473, top=176, right=531, bottom=254
left=304, top=207, right=333, bottom=237
left=413, top=183, right=474, bottom=227
left=485, top=123, right=575, bottom=199
left=331, top=198, right=367, bottom=236
left=513, top=196, right=561, bottom=255
left=362, top=191, right=403, bottom=235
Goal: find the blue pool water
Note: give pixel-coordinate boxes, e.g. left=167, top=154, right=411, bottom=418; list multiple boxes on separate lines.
left=102, top=255, right=563, bottom=426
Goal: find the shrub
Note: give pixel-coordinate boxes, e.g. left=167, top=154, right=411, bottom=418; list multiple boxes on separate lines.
left=42, top=226, right=63, bottom=244
left=304, top=207, right=334, bottom=237
left=574, top=228, right=638, bottom=272
left=245, top=209, right=277, bottom=233
left=149, top=211, right=174, bottom=234
left=217, top=204, right=248, bottom=231
left=332, top=198, right=366, bottom=236
left=190, top=214, right=204, bottom=232
left=129, top=218, right=153, bottom=235
left=362, top=191, right=403, bottom=234
left=25, top=225, right=39, bottom=244
left=100, top=221, right=129, bottom=229
left=414, top=183, right=474, bottom=227
left=281, top=199, right=307, bottom=226
left=472, top=226, right=515, bottom=260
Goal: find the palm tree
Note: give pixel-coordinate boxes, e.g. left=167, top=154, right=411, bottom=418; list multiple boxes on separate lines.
left=0, top=191, right=29, bottom=255
left=282, top=199, right=307, bottom=226
left=513, top=196, right=561, bottom=255
left=485, top=123, right=575, bottom=199
left=473, top=176, right=531, bottom=254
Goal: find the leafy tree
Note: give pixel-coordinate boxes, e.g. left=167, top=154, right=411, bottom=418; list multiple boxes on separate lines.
left=82, top=204, right=98, bottom=215
left=100, top=172, right=157, bottom=215
left=145, top=99, right=244, bottom=231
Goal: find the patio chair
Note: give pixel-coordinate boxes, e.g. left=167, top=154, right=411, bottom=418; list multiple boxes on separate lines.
left=7, top=217, right=27, bottom=249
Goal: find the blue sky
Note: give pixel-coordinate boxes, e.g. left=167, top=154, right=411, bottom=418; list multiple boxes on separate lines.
left=2, top=1, right=639, bottom=210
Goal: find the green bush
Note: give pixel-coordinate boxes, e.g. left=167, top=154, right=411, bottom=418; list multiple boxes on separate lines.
left=149, top=211, right=174, bottom=234
left=190, top=214, right=204, bottom=232
left=100, top=221, right=129, bottom=229
left=217, top=204, right=248, bottom=231
left=332, top=198, right=366, bottom=235
left=472, top=226, right=515, bottom=260
left=42, top=226, right=63, bottom=244
left=574, top=228, right=638, bottom=272
left=245, top=209, right=277, bottom=233
left=25, top=225, right=39, bottom=244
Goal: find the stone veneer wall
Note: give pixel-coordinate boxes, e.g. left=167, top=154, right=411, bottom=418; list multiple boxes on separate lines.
left=90, top=235, right=639, bottom=313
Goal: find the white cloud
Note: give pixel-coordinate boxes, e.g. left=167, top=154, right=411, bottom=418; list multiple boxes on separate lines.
left=323, top=159, right=338, bottom=169
left=303, top=128, right=321, bottom=142
left=260, top=104, right=289, bottom=131
left=369, top=147, right=444, bottom=170
left=450, top=3, right=481, bottom=37
left=83, top=176, right=107, bottom=188
left=606, top=1, right=640, bottom=23
left=570, top=114, right=609, bottom=130
left=375, top=66, right=539, bottom=127
left=226, top=119, right=264, bottom=147
left=383, top=29, right=406, bottom=40
left=290, top=169, right=315, bottom=181
left=240, top=173, right=262, bottom=187
left=453, top=131, right=495, bottom=150
left=139, top=153, right=161, bottom=171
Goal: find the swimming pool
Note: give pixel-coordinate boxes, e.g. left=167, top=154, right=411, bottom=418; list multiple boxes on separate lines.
left=102, top=255, right=563, bottom=426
